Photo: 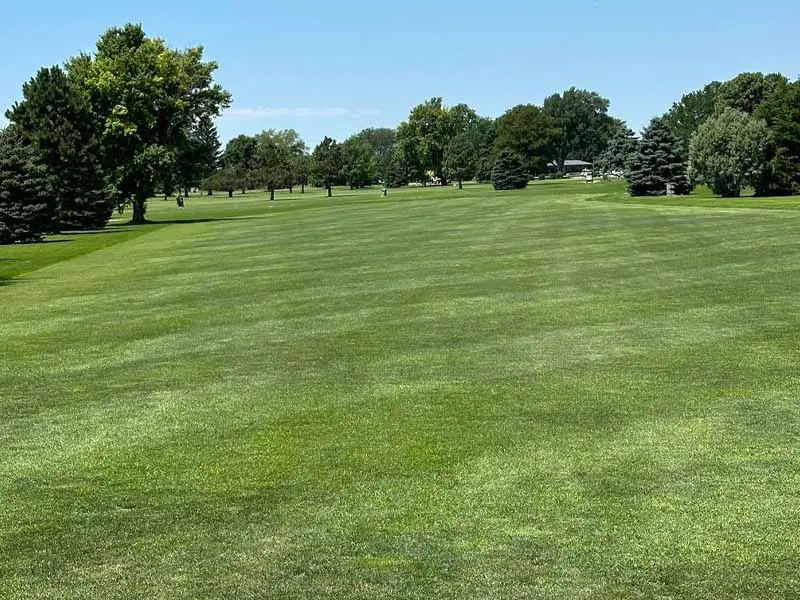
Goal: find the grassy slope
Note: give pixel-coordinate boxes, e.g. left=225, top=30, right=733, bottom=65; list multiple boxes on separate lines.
left=2, top=182, right=800, bottom=599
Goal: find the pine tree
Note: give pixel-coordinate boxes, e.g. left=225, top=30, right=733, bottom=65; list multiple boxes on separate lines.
left=0, top=127, right=56, bottom=244
left=597, top=127, right=637, bottom=176
left=627, top=117, right=692, bottom=196
left=491, top=149, right=528, bottom=191
left=9, top=66, right=111, bottom=230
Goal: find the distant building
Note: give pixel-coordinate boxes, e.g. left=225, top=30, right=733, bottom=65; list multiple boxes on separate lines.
left=548, top=159, right=593, bottom=175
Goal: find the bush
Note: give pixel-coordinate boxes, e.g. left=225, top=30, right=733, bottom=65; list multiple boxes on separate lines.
left=688, top=108, right=772, bottom=198
left=491, top=150, right=528, bottom=190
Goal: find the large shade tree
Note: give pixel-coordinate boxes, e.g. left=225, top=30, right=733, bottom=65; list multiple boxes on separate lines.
left=223, top=135, right=259, bottom=193
left=396, top=98, right=479, bottom=185
left=661, top=82, right=723, bottom=154
left=494, top=104, right=558, bottom=177
left=311, top=137, right=344, bottom=197
left=755, top=80, right=800, bottom=196
left=351, top=128, right=396, bottom=183
left=67, top=24, right=231, bottom=223
left=342, top=137, right=377, bottom=189
left=254, top=130, right=292, bottom=201
left=542, top=88, right=620, bottom=173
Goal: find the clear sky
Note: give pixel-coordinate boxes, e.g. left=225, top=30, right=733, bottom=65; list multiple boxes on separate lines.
left=1, top=0, right=798, bottom=147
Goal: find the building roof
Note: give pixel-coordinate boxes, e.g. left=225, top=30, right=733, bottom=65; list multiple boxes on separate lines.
left=549, top=159, right=593, bottom=167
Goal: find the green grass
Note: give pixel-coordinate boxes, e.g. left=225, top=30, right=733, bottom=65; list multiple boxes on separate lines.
left=2, top=182, right=800, bottom=598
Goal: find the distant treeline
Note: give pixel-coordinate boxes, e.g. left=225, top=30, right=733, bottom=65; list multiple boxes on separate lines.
left=2, top=20, right=799, bottom=244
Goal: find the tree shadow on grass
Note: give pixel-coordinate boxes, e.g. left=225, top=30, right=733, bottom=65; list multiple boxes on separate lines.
left=113, top=215, right=270, bottom=226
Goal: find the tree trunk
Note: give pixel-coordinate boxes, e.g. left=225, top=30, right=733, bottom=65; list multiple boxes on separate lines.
left=242, top=189, right=246, bottom=195
left=131, top=195, right=147, bottom=224
left=228, top=189, right=233, bottom=198
left=207, top=189, right=213, bottom=196
left=288, top=184, right=293, bottom=193
left=327, top=185, right=332, bottom=198
left=270, top=188, right=275, bottom=202
left=301, top=183, right=305, bottom=193
left=458, top=179, right=463, bottom=190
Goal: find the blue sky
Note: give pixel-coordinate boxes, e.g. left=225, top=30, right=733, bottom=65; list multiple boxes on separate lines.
left=2, top=1, right=798, bottom=147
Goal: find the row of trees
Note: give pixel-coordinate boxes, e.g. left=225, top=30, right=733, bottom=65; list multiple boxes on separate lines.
left=205, top=89, right=625, bottom=199
left=601, top=72, right=800, bottom=197
left=0, top=24, right=230, bottom=243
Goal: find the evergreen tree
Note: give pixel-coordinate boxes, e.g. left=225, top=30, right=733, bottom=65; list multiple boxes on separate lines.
left=175, top=116, right=222, bottom=196
left=8, top=66, right=111, bottom=230
left=0, top=127, right=56, bottom=244
left=689, top=108, right=772, bottom=197
left=491, top=149, right=528, bottom=191
left=597, top=127, right=637, bottom=176
left=627, top=118, right=692, bottom=196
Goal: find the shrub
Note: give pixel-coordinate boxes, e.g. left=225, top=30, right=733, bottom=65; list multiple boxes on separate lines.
left=689, top=108, right=772, bottom=197
left=492, top=150, right=528, bottom=190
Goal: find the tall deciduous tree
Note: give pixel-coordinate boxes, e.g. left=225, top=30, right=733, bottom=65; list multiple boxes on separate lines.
left=661, top=82, right=723, bottom=154
left=542, top=88, right=618, bottom=173
left=311, top=137, right=344, bottom=197
left=254, top=130, right=291, bottom=201
left=716, top=73, right=789, bottom=116
left=352, top=128, right=396, bottom=182
left=295, top=154, right=311, bottom=194
left=342, top=137, right=377, bottom=189
left=473, top=117, right=497, bottom=183
left=627, top=118, right=691, bottom=196
left=494, top=104, right=558, bottom=177
left=0, top=127, right=56, bottom=244
left=755, top=80, right=800, bottom=196
left=444, top=131, right=479, bottom=189
left=689, top=108, right=772, bottom=198
left=67, top=24, right=231, bottom=223
left=223, top=135, right=259, bottom=193
left=8, top=66, right=111, bottom=230
left=397, top=98, right=478, bottom=186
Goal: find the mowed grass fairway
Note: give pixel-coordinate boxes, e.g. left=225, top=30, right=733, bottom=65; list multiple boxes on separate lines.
left=2, top=182, right=800, bottom=599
